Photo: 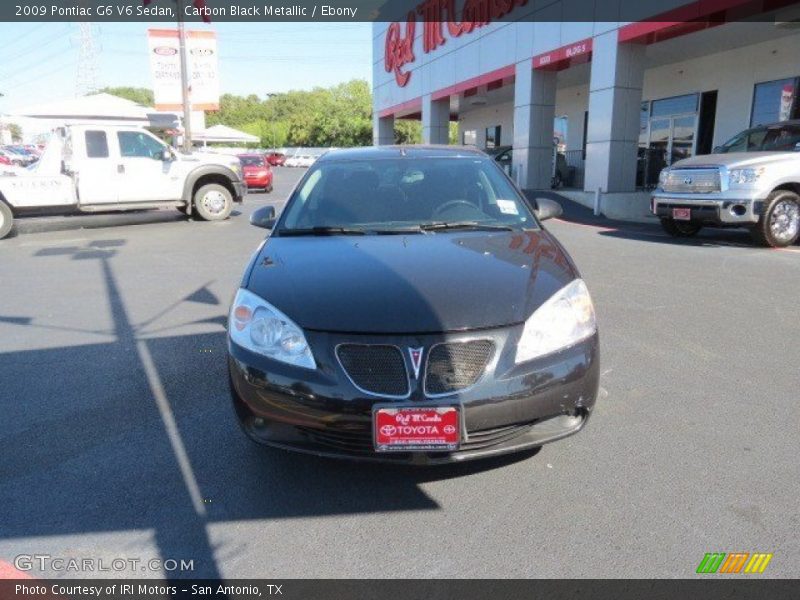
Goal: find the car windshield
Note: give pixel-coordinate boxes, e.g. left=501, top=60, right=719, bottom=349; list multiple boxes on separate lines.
left=239, top=156, right=265, bottom=167
left=278, top=156, right=536, bottom=234
left=718, top=124, right=800, bottom=152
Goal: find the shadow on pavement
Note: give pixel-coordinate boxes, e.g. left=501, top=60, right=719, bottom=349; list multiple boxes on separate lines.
left=0, top=237, right=541, bottom=580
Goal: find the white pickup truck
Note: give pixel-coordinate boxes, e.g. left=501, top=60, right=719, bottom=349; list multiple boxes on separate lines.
left=0, top=124, right=246, bottom=240
left=652, top=120, right=800, bottom=247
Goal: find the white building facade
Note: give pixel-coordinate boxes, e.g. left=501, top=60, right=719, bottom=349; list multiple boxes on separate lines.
left=372, top=0, right=800, bottom=217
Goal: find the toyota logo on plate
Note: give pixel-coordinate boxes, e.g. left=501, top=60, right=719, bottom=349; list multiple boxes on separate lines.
left=380, top=425, right=397, bottom=436
left=443, top=425, right=456, bottom=435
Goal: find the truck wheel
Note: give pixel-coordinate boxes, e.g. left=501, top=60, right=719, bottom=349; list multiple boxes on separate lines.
left=751, top=190, right=800, bottom=248
left=660, top=218, right=702, bottom=238
left=193, top=184, right=233, bottom=221
left=0, top=202, right=13, bottom=240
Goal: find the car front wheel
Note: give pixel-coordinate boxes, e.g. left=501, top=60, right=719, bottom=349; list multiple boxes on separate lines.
left=0, top=202, right=13, bottom=240
left=193, top=183, right=233, bottom=221
left=660, top=218, right=702, bottom=238
left=751, top=190, right=800, bottom=248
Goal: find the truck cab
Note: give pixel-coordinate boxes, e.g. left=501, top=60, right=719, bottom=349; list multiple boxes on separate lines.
left=652, top=120, right=800, bottom=247
left=0, top=125, right=246, bottom=240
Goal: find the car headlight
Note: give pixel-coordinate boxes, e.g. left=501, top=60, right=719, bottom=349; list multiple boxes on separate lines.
left=229, top=288, right=316, bottom=369
left=515, top=279, right=597, bottom=364
left=728, top=167, right=764, bottom=185
left=658, top=168, right=670, bottom=187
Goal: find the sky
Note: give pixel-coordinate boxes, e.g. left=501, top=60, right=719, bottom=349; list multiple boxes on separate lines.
left=0, top=21, right=373, bottom=113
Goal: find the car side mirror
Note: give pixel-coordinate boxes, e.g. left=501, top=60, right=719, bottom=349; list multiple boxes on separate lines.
left=534, top=197, right=563, bottom=221
left=250, top=205, right=276, bottom=229
left=159, top=148, right=175, bottom=161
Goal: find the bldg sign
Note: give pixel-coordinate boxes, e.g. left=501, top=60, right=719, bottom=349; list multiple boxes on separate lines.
left=147, top=29, right=220, bottom=111
left=385, top=0, right=529, bottom=87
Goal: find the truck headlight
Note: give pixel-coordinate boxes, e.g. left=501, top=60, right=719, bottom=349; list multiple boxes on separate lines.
left=728, top=167, right=764, bottom=185
left=658, top=168, right=670, bottom=187
left=515, top=279, right=597, bottom=364
left=229, top=288, right=316, bottom=369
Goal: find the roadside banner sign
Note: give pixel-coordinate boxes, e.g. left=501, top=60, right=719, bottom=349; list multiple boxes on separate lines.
left=147, top=29, right=220, bottom=112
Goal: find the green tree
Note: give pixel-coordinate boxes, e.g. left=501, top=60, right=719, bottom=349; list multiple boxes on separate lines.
left=95, top=87, right=154, bottom=105
left=8, top=123, right=22, bottom=143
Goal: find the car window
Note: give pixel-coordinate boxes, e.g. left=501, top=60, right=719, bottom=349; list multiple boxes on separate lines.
left=761, top=125, right=800, bottom=151
left=85, top=131, right=109, bottom=158
left=239, top=156, right=265, bottom=167
left=279, top=156, right=536, bottom=232
left=117, top=131, right=166, bottom=159
left=718, top=127, right=771, bottom=152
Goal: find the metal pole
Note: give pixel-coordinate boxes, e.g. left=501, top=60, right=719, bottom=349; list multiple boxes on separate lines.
left=176, top=0, right=192, bottom=153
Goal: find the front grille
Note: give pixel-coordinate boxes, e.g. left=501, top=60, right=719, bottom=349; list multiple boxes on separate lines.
left=336, top=344, right=409, bottom=397
left=424, top=340, right=494, bottom=395
left=662, top=168, right=721, bottom=193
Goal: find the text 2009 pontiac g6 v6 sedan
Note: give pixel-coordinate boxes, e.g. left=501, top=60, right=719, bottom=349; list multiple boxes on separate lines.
left=228, top=146, right=599, bottom=464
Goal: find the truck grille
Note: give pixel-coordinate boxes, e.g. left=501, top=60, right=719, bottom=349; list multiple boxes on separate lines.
left=662, top=168, right=721, bottom=193
left=336, top=344, right=409, bottom=397
left=424, top=340, right=494, bottom=396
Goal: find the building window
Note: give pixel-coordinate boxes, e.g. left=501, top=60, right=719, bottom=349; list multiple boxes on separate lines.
left=462, top=129, right=477, bottom=146
left=751, top=78, right=800, bottom=126
left=85, top=131, right=109, bottom=158
left=485, top=125, right=501, bottom=149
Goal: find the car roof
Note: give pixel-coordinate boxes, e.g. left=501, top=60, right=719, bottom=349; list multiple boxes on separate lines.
left=315, top=145, right=487, bottom=163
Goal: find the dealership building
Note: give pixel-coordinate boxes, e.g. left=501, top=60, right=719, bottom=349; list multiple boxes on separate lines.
left=372, top=0, right=800, bottom=218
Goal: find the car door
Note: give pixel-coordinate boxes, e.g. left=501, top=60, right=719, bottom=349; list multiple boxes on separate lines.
left=74, top=129, right=121, bottom=204
left=115, top=130, right=181, bottom=202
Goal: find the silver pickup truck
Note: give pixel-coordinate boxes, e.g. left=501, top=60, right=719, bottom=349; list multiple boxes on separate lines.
left=652, top=120, right=800, bottom=247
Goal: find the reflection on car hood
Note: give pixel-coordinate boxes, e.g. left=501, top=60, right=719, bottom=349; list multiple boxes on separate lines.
left=245, top=230, right=578, bottom=334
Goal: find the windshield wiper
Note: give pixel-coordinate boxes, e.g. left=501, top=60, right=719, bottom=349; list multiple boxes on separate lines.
left=278, top=226, right=366, bottom=236
left=419, top=221, right=515, bottom=232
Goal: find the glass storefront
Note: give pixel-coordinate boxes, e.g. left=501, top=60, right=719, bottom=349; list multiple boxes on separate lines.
left=638, top=93, right=699, bottom=187
left=751, top=77, right=800, bottom=126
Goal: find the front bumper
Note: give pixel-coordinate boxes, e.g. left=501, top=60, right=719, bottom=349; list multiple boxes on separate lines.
left=228, top=326, right=600, bottom=465
left=651, top=192, right=762, bottom=225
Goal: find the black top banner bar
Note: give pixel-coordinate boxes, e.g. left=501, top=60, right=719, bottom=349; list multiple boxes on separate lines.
left=1, top=579, right=800, bottom=600
left=4, top=0, right=800, bottom=22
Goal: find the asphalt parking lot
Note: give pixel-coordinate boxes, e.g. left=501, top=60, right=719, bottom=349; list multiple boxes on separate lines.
left=1, top=167, right=798, bottom=579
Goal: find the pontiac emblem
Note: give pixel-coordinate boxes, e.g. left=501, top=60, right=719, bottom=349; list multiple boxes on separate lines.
left=408, top=347, right=423, bottom=379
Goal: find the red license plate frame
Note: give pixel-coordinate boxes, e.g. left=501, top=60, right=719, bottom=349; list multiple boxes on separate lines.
left=672, top=207, right=691, bottom=221
left=373, top=406, right=460, bottom=452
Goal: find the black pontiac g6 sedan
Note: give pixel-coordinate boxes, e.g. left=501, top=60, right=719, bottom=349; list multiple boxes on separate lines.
left=228, top=146, right=599, bottom=464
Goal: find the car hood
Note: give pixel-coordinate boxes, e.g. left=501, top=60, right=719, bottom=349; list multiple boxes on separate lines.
left=245, top=230, right=578, bottom=334
left=671, top=152, right=792, bottom=169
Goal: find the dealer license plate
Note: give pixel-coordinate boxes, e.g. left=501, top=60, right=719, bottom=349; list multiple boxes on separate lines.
left=672, top=207, right=691, bottom=221
left=374, top=406, right=460, bottom=452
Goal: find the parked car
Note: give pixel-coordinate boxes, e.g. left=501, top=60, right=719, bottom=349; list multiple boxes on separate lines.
left=652, top=119, right=800, bottom=247
left=0, top=147, right=32, bottom=167
left=266, top=152, right=286, bottom=167
left=0, top=125, right=246, bottom=240
left=284, top=155, right=301, bottom=168
left=228, top=145, right=598, bottom=465
left=238, top=154, right=273, bottom=193
left=0, top=153, right=11, bottom=166
left=295, top=154, right=317, bottom=168
left=5, top=145, right=38, bottom=166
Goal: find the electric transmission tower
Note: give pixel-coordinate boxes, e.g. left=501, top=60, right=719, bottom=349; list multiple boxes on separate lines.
left=75, top=22, right=100, bottom=97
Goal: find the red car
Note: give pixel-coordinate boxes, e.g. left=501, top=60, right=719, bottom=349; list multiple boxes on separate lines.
left=0, top=153, right=11, bottom=166
left=238, top=154, right=273, bottom=193
left=265, top=152, right=286, bottom=167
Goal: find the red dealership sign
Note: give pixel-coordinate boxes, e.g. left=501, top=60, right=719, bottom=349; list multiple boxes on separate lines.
left=384, top=0, right=529, bottom=87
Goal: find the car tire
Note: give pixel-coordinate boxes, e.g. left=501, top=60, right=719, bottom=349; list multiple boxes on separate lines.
left=193, top=183, right=233, bottom=221
left=751, top=190, right=800, bottom=248
left=660, top=218, right=702, bottom=238
left=0, top=201, right=14, bottom=240
left=265, top=184, right=273, bottom=194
